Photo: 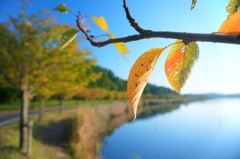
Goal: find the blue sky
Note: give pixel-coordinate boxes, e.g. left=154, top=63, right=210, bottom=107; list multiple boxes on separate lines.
left=1, top=0, right=240, bottom=94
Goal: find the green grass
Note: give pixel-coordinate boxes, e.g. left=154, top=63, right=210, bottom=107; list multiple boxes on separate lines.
left=0, top=108, right=80, bottom=159
left=0, top=99, right=119, bottom=113
left=0, top=101, right=21, bottom=110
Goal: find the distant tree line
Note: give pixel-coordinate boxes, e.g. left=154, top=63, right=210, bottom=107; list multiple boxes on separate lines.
left=83, top=66, right=179, bottom=100
left=0, top=65, right=179, bottom=102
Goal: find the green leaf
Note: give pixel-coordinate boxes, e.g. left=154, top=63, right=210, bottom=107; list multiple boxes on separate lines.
left=91, top=16, right=109, bottom=32
left=165, top=40, right=199, bottom=93
left=191, top=0, right=197, bottom=10
left=226, top=0, right=240, bottom=14
left=60, top=28, right=79, bottom=50
left=54, top=3, right=69, bottom=13
left=107, top=34, right=129, bottom=54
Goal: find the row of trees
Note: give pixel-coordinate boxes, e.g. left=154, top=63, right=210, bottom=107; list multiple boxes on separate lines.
left=0, top=64, right=179, bottom=102
left=82, top=66, right=179, bottom=99
left=0, top=8, right=99, bottom=152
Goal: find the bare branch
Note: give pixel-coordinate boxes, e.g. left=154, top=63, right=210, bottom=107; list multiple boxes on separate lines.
left=76, top=26, right=240, bottom=46
left=75, top=1, right=240, bottom=48
left=123, top=0, right=144, bottom=33
left=76, top=16, right=99, bottom=47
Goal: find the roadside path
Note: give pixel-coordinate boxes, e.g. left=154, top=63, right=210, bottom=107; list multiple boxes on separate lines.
left=0, top=106, right=80, bottom=127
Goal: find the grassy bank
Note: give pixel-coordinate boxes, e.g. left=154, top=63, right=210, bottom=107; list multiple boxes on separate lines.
left=0, top=99, right=120, bottom=113
left=0, top=101, right=132, bottom=159
left=70, top=102, right=130, bottom=159
left=0, top=94, right=207, bottom=112
left=0, top=97, right=208, bottom=159
left=0, top=108, right=79, bottom=159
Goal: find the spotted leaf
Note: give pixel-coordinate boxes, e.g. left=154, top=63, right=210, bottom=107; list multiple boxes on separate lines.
left=165, top=40, right=199, bottom=93
left=127, top=48, right=164, bottom=119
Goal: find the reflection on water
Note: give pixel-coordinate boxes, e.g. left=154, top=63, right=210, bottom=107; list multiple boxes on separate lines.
left=71, top=101, right=181, bottom=159
left=102, top=99, right=240, bottom=159
left=137, top=103, right=181, bottom=120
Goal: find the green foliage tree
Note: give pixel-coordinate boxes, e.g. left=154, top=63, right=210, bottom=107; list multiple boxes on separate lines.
left=0, top=7, right=99, bottom=152
left=0, top=14, right=46, bottom=151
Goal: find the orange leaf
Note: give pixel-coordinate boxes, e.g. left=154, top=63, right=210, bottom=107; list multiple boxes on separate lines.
left=127, top=48, right=164, bottom=119
left=164, top=40, right=199, bottom=93
left=218, top=11, right=240, bottom=35
left=165, top=50, right=184, bottom=77
left=42, top=77, right=49, bottom=83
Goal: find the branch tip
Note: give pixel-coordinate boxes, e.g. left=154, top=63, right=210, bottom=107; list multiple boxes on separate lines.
left=123, top=0, right=144, bottom=34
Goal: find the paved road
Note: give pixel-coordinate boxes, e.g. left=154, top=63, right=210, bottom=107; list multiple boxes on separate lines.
left=0, top=106, right=80, bottom=127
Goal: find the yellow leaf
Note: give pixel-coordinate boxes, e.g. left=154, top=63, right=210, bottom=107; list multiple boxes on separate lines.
left=91, top=16, right=109, bottom=32
left=218, top=11, right=240, bottom=35
left=127, top=48, right=164, bottom=119
left=226, top=0, right=239, bottom=14
left=165, top=40, right=199, bottom=93
left=107, top=34, right=129, bottom=54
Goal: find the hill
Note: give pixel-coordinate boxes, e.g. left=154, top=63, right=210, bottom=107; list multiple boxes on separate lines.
left=88, top=66, right=178, bottom=98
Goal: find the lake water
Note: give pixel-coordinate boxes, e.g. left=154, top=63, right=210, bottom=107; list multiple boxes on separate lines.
left=102, top=99, right=240, bottom=159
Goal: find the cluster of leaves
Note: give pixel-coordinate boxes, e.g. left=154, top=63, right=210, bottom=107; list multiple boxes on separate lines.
left=54, top=4, right=129, bottom=57
left=55, top=0, right=240, bottom=119
left=127, top=2, right=240, bottom=118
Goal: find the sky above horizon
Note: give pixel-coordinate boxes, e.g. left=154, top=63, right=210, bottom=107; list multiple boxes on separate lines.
left=1, top=0, right=240, bottom=94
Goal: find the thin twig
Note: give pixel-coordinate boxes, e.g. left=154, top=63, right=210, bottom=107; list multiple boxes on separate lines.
left=76, top=15, right=99, bottom=47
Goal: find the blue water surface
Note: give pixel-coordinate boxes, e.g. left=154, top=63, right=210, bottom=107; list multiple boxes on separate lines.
left=102, top=99, right=240, bottom=159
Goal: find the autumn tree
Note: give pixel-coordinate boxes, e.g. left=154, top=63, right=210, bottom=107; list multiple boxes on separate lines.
left=0, top=7, right=99, bottom=152
left=0, top=10, right=65, bottom=151
left=48, top=45, right=100, bottom=114
left=0, top=12, right=50, bottom=151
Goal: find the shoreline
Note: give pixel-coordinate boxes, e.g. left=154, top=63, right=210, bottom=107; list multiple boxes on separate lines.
left=0, top=97, right=211, bottom=159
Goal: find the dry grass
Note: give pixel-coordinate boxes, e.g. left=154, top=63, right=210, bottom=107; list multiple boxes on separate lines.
left=70, top=102, right=131, bottom=159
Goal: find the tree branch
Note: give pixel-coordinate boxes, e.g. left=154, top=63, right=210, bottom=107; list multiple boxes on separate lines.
left=76, top=0, right=240, bottom=47
left=123, top=0, right=144, bottom=33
